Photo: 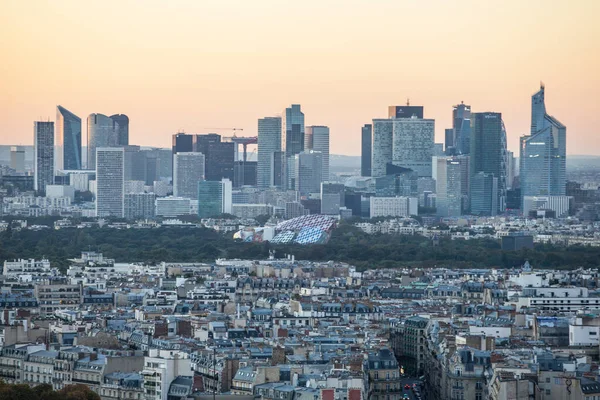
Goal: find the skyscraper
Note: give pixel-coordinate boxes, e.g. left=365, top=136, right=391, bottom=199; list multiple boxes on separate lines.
left=294, top=150, right=323, bottom=196
left=452, top=102, right=471, bottom=155
left=305, top=126, right=330, bottom=182
left=506, top=150, right=516, bottom=189
left=173, top=152, right=205, bottom=199
left=433, top=157, right=462, bottom=217
left=470, top=112, right=507, bottom=213
left=520, top=84, right=566, bottom=206
left=392, top=117, right=435, bottom=177
left=371, top=119, right=393, bottom=177
left=194, top=134, right=234, bottom=181
left=56, top=105, right=82, bottom=170
left=110, top=114, right=129, bottom=146
left=361, top=124, right=372, bottom=177
left=172, top=132, right=194, bottom=174
left=282, top=104, right=305, bottom=189
left=198, top=179, right=232, bottom=218
left=34, top=121, right=54, bottom=193
left=257, top=116, right=282, bottom=188
left=96, top=147, right=124, bottom=218
left=471, top=172, right=498, bottom=216
left=444, top=128, right=455, bottom=154
left=87, top=113, right=120, bottom=170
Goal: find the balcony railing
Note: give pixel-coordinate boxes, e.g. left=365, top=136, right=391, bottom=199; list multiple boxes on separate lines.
left=72, top=378, right=100, bottom=385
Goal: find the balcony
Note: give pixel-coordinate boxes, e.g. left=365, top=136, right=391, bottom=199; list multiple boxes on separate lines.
left=231, top=385, right=252, bottom=392
left=72, top=378, right=100, bottom=385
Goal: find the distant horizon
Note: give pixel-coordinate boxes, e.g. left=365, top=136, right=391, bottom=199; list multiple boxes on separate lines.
left=1, top=1, right=599, bottom=156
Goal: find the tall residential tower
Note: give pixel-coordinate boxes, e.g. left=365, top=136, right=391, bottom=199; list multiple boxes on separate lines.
left=96, top=147, right=125, bottom=218
left=34, top=121, right=54, bottom=193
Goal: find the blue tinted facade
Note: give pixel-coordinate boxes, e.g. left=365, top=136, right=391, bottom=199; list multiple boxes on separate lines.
left=56, top=105, right=82, bottom=170
left=520, top=85, right=566, bottom=205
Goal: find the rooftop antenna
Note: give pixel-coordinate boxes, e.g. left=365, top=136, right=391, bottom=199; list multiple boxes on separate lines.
left=540, top=81, right=545, bottom=90
left=406, top=98, right=410, bottom=106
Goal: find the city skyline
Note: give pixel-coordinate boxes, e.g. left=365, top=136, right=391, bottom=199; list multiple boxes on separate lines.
left=1, top=1, right=598, bottom=156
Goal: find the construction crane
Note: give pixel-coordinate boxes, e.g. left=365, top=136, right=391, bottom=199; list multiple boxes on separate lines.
left=200, top=127, right=244, bottom=136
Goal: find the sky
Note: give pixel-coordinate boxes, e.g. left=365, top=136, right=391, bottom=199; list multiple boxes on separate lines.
left=1, top=0, right=599, bottom=156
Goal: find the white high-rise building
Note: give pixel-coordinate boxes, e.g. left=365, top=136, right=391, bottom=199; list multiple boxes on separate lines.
left=34, top=121, right=54, bottom=193
left=173, top=152, right=205, bottom=200
left=156, top=196, right=191, bottom=217
left=96, top=147, right=124, bottom=217
left=257, top=117, right=282, bottom=188
left=142, top=349, right=192, bottom=400
left=369, top=196, right=418, bottom=218
left=433, top=157, right=462, bottom=217
left=522, top=195, right=572, bottom=218
left=305, top=126, right=330, bottom=182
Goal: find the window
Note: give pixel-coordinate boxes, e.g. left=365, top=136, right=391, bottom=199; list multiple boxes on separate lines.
left=476, top=382, right=482, bottom=390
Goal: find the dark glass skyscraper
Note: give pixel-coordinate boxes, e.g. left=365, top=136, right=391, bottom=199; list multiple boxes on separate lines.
left=520, top=84, right=566, bottom=204
left=388, top=105, right=424, bottom=119
left=171, top=133, right=194, bottom=174
left=282, top=104, right=305, bottom=189
left=470, top=112, right=507, bottom=213
left=194, top=134, right=234, bottom=181
left=453, top=102, right=471, bottom=155
left=471, top=172, right=498, bottom=216
left=56, top=105, right=82, bottom=170
left=361, top=124, right=372, bottom=177
left=172, top=133, right=194, bottom=154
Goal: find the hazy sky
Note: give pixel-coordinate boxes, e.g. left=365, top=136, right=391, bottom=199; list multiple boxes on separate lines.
left=1, top=0, right=598, bottom=155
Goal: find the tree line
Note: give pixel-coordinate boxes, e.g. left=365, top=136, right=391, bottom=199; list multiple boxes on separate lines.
left=1, top=223, right=599, bottom=272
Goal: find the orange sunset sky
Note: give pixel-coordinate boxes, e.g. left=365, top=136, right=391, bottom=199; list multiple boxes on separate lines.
left=1, top=0, right=598, bottom=156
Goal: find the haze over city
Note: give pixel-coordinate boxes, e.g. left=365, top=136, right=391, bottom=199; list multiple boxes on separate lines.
left=1, top=0, right=599, bottom=155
